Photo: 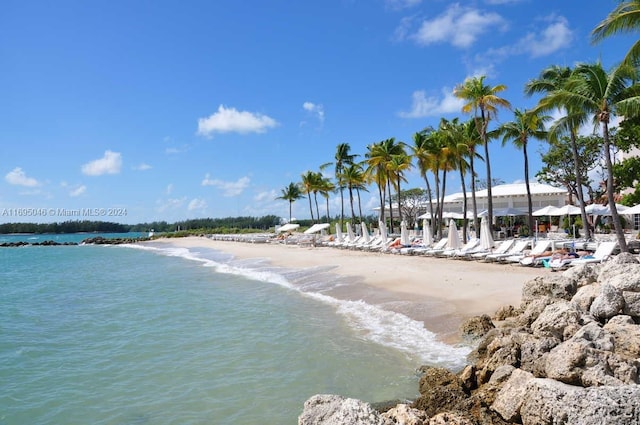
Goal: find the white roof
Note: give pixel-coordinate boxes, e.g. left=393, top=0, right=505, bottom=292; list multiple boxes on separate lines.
left=445, top=182, right=566, bottom=202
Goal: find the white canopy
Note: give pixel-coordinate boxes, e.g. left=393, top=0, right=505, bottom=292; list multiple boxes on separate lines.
left=304, top=223, right=330, bottom=234
left=276, top=223, right=300, bottom=232
left=532, top=205, right=560, bottom=216
left=621, top=203, right=640, bottom=215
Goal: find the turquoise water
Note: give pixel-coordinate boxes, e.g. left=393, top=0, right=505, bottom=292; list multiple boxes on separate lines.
left=1, top=239, right=470, bottom=424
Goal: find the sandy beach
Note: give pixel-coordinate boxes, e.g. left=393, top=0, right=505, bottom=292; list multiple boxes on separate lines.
left=153, top=236, right=546, bottom=343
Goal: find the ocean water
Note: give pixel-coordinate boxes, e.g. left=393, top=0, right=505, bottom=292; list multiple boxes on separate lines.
left=0, top=237, right=470, bottom=424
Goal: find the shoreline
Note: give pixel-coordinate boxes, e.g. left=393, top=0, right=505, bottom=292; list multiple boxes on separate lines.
left=149, top=236, right=546, bottom=344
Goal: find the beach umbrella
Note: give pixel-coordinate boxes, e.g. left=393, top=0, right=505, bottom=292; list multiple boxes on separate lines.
left=621, top=203, right=640, bottom=216
left=417, top=211, right=433, bottom=219
left=360, top=222, right=371, bottom=244
left=378, top=220, right=388, bottom=243
left=276, top=223, right=300, bottom=233
left=422, top=218, right=433, bottom=247
left=585, top=204, right=608, bottom=215
left=335, top=223, right=343, bottom=242
left=555, top=204, right=582, bottom=216
left=532, top=205, right=560, bottom=216
left=304, top=223, right=330, bottom=234
left=346, top=222, right=355, bottom=243
left=479, top=216, right=494, bottom=250
left=446, top=219, right=461, bottom=249
left=400, top=220, right=410, bottom=246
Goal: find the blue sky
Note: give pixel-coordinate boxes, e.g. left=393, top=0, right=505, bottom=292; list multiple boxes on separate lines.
left=1, top=0, right=635, bottom=224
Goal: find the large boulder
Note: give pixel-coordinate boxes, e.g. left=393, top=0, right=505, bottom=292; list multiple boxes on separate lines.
left=590, top=283, right=625, bottom=322
left=530, top=301, right=583, bottom=340
left=459, top=314, right=494, bottom=341
left=519, top=378, right=640, bottom=425
left=298, top=395, right=384, bottom=425
left=380, top=404, right=429, bottom=425
left=413, top=368, right=467, bottom=417
left=521, top=275, right=577, bottom=304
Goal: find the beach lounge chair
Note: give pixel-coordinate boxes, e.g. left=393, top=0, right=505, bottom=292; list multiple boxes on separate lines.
left=485, top=239, right=530, bottom=262
left=551, top=241, right=618, bottom=269
left=439, top=238, right=480, bottom=258
left=504, top=239, right=552, bottom=263
left=419, top=238, right=449, bottom=256
left=467, top=239, right=515, bottom=260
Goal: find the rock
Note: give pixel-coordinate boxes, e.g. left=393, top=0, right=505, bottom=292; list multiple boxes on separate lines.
left=604, top=315, right=640, bottom=359
left=603, top=263, right=640, bottom=292
left=623, top=292, right=640, bottom=319
left=571, top=283, right=600, bottom=314
left=427, top=412, right=474, bottom=425
left=459, top=314, right=494, bottom=341
left=520, top=378, right=640, bottom=425
left=562, top=263, right=599, bottom=286
left=590, top=283, right=625, bottom=322
left=522, top=274, right=577, bottom=304
left=381, top=404, right=429, bottom=425
left=519, top=335, right=560, bottom=377
left=493, top=305, right=519, bottom=321
left=413, top=368, right=467, bottom=417
left=298, top=395, right=384, bottom=425
left=491, top=368, right=535, bottom=423
left=530, top=301, right=582, bottom=340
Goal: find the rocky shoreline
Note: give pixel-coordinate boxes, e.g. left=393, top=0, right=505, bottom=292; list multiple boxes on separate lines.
left=0, top=236, right=150, bottom=247
left=299, top=253, right=640, bottom=424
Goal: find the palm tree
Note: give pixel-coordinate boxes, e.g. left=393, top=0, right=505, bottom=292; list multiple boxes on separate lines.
left=454, top=76, right=511, bottom=228
left=544, top=62, right=640, bottom=252
left=321, top=143, right=357, bottom=227
left=592, top=1, right=640, bottom=66
left=364, top=138, right=403, bottom=232
left=460, top=119, right=483, bottom=234
left=364, top=142, right=390, bottom=227
left=318, top=176, right=336, bottom=222
left=526, top=65, right=592, bottom=240
left=341, top=163, right=367, bottom=223
left=276, top=182, right=303, bottom=223
left=387, top=151, right=412, bottom=222
left=411, top=129, right=437, bottom=232
left=300, top=171, right=317, bottom=223
left=496, top=109, right=549, bottom=233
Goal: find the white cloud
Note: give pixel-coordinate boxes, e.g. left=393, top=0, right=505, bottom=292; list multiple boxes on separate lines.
left=5, top=167, right=40, bottom=187
left=197, top=105, right=278, bottom=137
left=254, top=189, right=278, bottom=202
left=157, top=196, right=187, bottom=212
left=202, top=174, right=251, bottom=197
left=69, top=185, right=87, bottom=197
left=166, top=184, right=174, bottom=195
left=521, top=15, right=573, bottom=58
left=133, top=163, right=152, bottom=171
left=188, top=198, right=207, bottom=211
left=386, top=0, right=422, bottom=9
left=81, top=150, right=122, bottom=176
left=412, top=4, right=506, bottom=48
left=303, top=101, right=325, bottom=124
left=399, top=88, right=464, bottom=118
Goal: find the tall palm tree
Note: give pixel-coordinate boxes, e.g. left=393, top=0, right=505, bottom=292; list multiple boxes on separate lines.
left=544, top=62, right=640, bottom=252
left=526, top=65, right=592, bottom=240
left=412, top=128, right=437, bottom=234
left=364, top=141, right=390, bottom=226
left=460, top=119, right=483, bottom=234
left=454, top=76, right=511, bottom=228
left=387, top=151, right=412, bottom=222
left=321, top=143, right=357, bottom=227
left=318, top=176, right=336, bottom=222
left=592, top=1, right=640, bottom=66
left=341, top=163, right=367, bottom=223
left=496, top=109, right=549, bottom=233
left=300, top=171, right=317, bottom=223
left=276, top=182, right=303, bottom=223
left=364, top=138, right=404, bottom=232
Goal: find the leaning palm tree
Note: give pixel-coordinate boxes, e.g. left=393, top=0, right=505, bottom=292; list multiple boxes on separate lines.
left=496, top=109, right=549, bottom=234
left=460, top=118, right=483, bottom=234
left=364, top=138, right=403, bottom=232
left=545, top=62, right=640, bottom=252
left=592, top=1, right=640, bottom=66
left=412, top=128, right=437, bottom=233
left=300, top=171, right=317, bottom=223
left=526, top=65, right=592, bottom=240
left=340, top=163, right=367, bottom=223
left=318, top=176, right=336, bottom=222
left=276, top=182, right=303, bottom=223
left=364, top=142, right=389, bottom=226
left=387, top=152, right=412, bottom=222
left=321, top=143, right=357, bottom=227
left=454, top=76, right=511, bottom=228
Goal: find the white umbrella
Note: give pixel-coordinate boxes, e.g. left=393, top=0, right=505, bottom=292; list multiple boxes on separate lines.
left=335, top=223, right=343, bottom=242
left=400, top=220, right=410, bottom=246
left=479, top=216, right=494, bottom=250
left=346, top=222, right=355, bottom=243
left=378, top=220, right=388, bottom=243
left=621, top=203, right=640, bottom=215
left=532, top=205, right=560, bottom=216
left=493, top=207, right=526, bottom=217
left=555, top=204, right=582, bottom=216
left=304, top=223, right=330, bottom=234
left=360, top=222, right=371, bottom=244
left=417, top=211, right=433, bottom=219
left=276, top=223, right=300, bottom=233
left=596, top=203, right=631, bottom=215
left=446, top=219, right=461, bottom=249
left=585, top=204, right=608, bottom=215
left=422, top=218, right=433, bottom=246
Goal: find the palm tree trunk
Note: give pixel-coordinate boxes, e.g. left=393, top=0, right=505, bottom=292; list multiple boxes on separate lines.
left=307, top=194, right=314, bottom=223
left=349, top=186, right=356, bottom=223
left=387, top=177, right=394, bottom=233
left=314, top=193, right=320, bottom=224
left=523, top=142, right=534, bottom=234
left=289, top=201, right=293, bottom=223
left=340, top=186, right=345, bottom=227
left=481, top=110, right=493, bottom=228
left=325, top=196, right=330, bottom=222
left=470, top=150, right=479, bottom=235
left=377, top=183, right=385, bottom=224
left=569, top=131, right=592, bottom=240
left=460, top=166, right=468, bottom=241
left=424, top=176, right=435, bottom=237
left=440, top=171, right=448, bottom=240
left=396, top=176, right=403, bottom=221
left=433, top=169, right=441, bottom=239
left=356, top=188, right=363, bottom=223
left=603, top=122, right=628, bottom=252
